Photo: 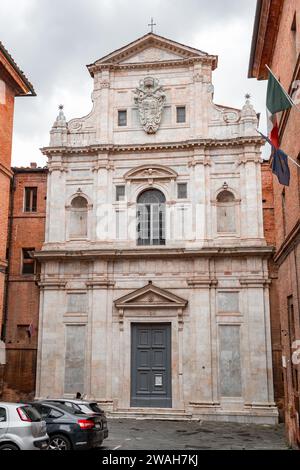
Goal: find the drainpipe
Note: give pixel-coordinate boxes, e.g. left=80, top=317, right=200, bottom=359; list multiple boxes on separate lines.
left=1, top=171, right=15, bottom=342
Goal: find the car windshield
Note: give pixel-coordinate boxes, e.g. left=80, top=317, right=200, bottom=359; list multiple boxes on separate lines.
left=21, top=405, right=42, bottom=422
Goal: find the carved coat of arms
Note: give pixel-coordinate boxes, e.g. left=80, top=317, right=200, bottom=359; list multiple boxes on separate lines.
left=134, top=77, right=166, bottom=134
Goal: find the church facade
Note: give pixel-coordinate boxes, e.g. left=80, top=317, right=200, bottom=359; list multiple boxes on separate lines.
left=35, top=33, right=278, bottom=423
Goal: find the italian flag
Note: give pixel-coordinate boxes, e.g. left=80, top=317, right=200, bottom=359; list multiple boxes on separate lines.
left=266, top=68, right=294, bottom=148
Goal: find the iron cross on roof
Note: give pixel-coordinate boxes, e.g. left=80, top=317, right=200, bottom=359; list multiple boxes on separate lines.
left=148, top=17, right=156, bottom=33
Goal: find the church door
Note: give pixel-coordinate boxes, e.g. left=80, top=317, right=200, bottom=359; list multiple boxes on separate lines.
left=131, top=323, right=172, bottom=408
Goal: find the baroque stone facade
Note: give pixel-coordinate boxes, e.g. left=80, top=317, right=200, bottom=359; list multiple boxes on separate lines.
left=36, top=33, right=277, bottom=423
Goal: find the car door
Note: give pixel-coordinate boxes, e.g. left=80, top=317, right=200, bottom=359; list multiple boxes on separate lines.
left=0, top=406, right=8, bottom=439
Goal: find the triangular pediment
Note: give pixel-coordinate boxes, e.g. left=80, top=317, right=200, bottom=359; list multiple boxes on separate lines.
left=114, top=282, right=188, bottom=309
left=119, top=46, right=185, bottom=64
left=87, top=33, right=217, bottom=75
left=124, top=164, right=177, bottom=182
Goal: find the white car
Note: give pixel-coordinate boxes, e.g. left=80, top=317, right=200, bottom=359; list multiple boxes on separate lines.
left=0, top=403, right=49, bottom=450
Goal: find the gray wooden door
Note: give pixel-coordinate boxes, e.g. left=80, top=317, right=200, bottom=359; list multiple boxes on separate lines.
left=131, top=323, right=172, bottom=408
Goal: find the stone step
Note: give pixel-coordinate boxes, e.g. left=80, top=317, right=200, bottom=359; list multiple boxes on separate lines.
left=107, top=409, right=196, bottom=421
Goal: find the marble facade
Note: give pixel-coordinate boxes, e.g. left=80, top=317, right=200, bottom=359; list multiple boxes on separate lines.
left=35, top=33, right=277, bottom=423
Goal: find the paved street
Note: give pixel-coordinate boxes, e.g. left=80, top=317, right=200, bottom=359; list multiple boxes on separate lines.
left=102, top=419, right=288, bottom=450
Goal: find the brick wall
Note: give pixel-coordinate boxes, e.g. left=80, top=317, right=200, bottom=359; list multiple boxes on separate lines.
left=262, top=162, right=284, bottom=418
left=0, top=76, right=14, bottom=333
left=1, top=168, right=47, bottom=401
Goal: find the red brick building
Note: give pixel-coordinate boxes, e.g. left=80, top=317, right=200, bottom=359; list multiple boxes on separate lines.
left=261, top=162, right=284, bottom=419
left=1, top=165, right=47, bottom=401
left=249, top=0, right=300, bottom=448
left=0, top=42, right=35, bottom=379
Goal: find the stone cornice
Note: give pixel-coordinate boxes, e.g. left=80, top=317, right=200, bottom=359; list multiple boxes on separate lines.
left=86, top=280, right=115, bottom=289
left=248, top=0, right=284, bottom=79
left=34, top=246, right=274, bottom=262
left=187, top=277, right=218, bottom=288
left=89, top=56, right=216, bottom=75
left=38, top=281, right=67, bottom=290
left=274, top=219, right=300, bottom=266
left=87, top=32, right=218, bottom=76
left=0, top=162, right=13, bottom=179
left=41, top=136, right=264, bottom=157
left=239, top=278, right=271, bottom=288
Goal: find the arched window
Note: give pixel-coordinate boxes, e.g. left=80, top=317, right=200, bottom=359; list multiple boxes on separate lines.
left=137, top=189, right=166, bottom=246
left=69, top=196, right=88, bottom=238
left=216, top=190, right=236, bottom=233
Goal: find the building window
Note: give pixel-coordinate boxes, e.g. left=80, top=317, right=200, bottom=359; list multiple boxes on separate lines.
left=176, top=106, right=186, bottom=123
left=22, top=248, right=35, bottom=275
left=24, top=187, right=37, bottom=212
left=118, top=110, right=127, bottom=127
left=217, top=190, right=236, bottom=233
left=116, top=185, right=125, bottom=201
left=69, top=196, right=88, bottom=239
left=137, top=189, right=166, bottom=246
left=17, top=324, right=33, bottom=342
left=177, top=183, right=187, bottom=199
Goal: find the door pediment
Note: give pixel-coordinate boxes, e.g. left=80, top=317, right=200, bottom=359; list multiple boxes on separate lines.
left=124, top=164, right=177, bottom=183
left=114, top=282, right=188, bottom=309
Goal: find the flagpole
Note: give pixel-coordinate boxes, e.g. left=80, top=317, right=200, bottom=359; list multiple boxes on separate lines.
left=256, top=129, right=300, bottom=169
left=265, top=64, right=300, bottom=113
left=287, top=155, right=300, bottom=169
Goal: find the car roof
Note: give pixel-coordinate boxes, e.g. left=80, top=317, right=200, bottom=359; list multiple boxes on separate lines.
left=44, top=398, right=97, bottom=405
left=35, top=401, right=89, bottom=417
left=0, top=402, right=21, bottom=407
left=0, top=402, right=33, bottom=407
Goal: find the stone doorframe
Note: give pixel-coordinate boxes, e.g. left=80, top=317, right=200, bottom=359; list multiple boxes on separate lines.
left=114, top=282, right=188, bottom=410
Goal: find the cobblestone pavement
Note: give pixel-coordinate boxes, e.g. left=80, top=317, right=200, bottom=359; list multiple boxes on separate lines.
left=102, top=419, right=288, bottom=450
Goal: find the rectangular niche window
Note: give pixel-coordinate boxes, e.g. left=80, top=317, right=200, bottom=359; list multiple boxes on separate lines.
left=67, top=293, right=87, bottom=314
left=22, top=248, right=35, bottom=275
left=118, top=110, right=127, bottom=127
left=64, top=325, right=86, bottom=394
left=219, top=325, right=242, bottom=397
left=176, top=106, right=186, bottom=123
left=177, top=183, right=187, bottom=199
left=218, top=292, right=239, bottom=313
left=24, top=187, right=37, bottom=212
left=116, top=185, right=125, bottom=201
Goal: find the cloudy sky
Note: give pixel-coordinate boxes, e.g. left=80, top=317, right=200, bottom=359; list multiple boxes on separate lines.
left=0, top=0, right=267, bottom=166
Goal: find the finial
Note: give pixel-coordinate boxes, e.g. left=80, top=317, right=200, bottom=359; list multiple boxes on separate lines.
left=59, top=104, right=64, bottom=110
left=148, top=17, right=156, bottom=33
left=245, top=93, right=251, bottom=100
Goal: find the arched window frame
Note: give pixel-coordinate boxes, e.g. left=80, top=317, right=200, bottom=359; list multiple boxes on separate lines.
left=136, top=187, right=167, bottom=246
left=65, top=191, right=93, bottom=241
left=213, top=187, right=241, bottom=237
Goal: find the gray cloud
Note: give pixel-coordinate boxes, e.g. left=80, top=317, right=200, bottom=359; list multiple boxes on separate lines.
left=0, top=0, right=267, bottom=166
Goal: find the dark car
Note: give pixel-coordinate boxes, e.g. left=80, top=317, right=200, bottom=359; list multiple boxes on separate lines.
left=43, top=398, right=106, bottom=417
left=30, top=401, right=106, bottom=450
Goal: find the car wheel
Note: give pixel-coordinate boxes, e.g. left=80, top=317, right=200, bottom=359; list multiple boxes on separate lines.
left=49, top=434, right=71, bottom=450
left=0, top=443, right=19, bottom=450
